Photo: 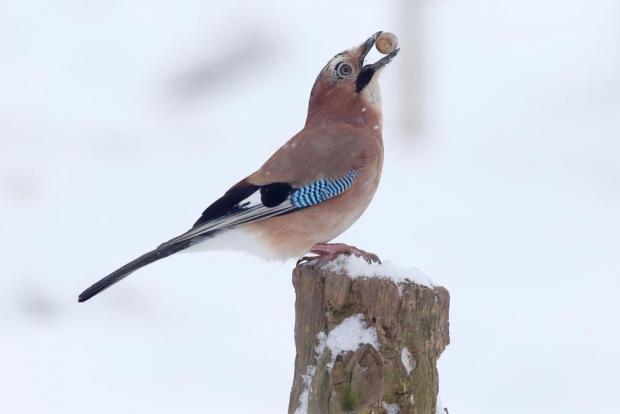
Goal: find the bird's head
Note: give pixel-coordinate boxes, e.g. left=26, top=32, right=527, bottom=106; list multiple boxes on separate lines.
left=306, top=31, right=399, bottom=127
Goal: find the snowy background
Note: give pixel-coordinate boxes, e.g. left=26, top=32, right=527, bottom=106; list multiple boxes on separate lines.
left=2, top=0, right=619, bottom=413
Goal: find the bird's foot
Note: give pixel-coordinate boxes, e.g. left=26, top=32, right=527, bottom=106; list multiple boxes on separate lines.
left=298, top=242, right=381, bottom=265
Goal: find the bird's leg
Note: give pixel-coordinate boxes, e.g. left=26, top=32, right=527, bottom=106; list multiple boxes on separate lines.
left=302, top=242, right=381, bottom=264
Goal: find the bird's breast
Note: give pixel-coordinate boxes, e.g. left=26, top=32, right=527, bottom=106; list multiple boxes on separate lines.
left=246, top=141, right=383, bottom=260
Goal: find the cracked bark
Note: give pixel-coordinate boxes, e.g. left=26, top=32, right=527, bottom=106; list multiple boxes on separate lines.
left=288, top=257, right=450, bottom=414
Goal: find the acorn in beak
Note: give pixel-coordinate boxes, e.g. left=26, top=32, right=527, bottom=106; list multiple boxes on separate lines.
left=356, top=31, right=400, bottom=92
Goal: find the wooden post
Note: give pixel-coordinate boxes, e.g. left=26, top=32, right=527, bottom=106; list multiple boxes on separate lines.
left=288, top=256, right=450, bottom=414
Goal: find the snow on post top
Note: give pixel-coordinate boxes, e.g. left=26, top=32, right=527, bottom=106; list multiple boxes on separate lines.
left=324, top=254, right=435, bottom=288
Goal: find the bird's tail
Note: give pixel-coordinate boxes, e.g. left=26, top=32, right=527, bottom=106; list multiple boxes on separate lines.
left=78, top=238, right=196, bottom=303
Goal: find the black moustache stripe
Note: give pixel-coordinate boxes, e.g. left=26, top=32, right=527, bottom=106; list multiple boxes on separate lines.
left=355, top=67, right=375, bottom=93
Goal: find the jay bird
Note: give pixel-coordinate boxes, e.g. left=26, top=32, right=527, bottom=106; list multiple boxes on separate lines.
left=78, top=32, right=399, bottom=302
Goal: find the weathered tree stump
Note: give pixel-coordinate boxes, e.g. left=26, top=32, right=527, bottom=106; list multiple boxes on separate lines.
left=288, top=255, right=450, bottom=414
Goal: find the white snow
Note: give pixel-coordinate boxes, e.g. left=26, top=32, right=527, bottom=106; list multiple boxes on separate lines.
left=293, top=332, right=330, bottom=414
left=293, top=365, right=316, bottom=414
left=382, top=402, right=400, bottom=414
left=293, top=327, right=337, bottom=413
left=401, top=347, right=415, bottom=375
left=325, top=255, right=435, bottom=289
left=321, top=314, right=379, bottom=369
left=294, top=316, right=379, bottom=412
left=436, top=397, right=446, bottom=414
left=315, top=331, right=327, bottom=355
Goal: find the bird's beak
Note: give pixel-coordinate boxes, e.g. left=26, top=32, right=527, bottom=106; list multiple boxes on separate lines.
left=355, top=31, right=400, bottom=93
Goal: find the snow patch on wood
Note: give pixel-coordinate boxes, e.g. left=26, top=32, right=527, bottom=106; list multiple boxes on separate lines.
left=382, top=401, right=400, bottom=414
left=320, top=313, right=379, bottom=369
left=293, top=365, right=316, bottom=414
left=292, top=314, right=379, bottom=413
left=401, top=347, right=415, bottom=375
left=325, top=255, right=435, bottom=289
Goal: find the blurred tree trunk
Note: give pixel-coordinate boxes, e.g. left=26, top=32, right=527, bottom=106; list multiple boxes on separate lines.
left=399, top=0, right=429, bottom=138
left=288, top=257, right=450, bottom=414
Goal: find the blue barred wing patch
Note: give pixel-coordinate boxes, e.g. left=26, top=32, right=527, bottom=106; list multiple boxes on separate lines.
left=290, top=170, right=360, bottom=208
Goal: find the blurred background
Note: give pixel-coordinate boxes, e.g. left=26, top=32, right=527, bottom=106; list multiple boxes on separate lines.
left=1, top=0, right=619, bottom=413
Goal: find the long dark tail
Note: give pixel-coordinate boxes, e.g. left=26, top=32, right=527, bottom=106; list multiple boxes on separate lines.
left=78, top=239, right=194, bottom=303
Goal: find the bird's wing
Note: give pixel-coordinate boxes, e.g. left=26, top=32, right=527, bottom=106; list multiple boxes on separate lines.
left=162, top=180, right=297, bottom=246
left=162, top=126, right=375, bottom=247
left=162, top=169, right=362, bottom=248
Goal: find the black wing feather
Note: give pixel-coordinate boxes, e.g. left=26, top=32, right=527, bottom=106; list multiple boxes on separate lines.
left=79, top=180, right=295, bottom=302
left=260, top=182, right=294, bottom=207
left=194, top=180, right=294, bottom=227
left=193, top=181, right=259, bottom=228
left=78, top=237, right=198, bottom=302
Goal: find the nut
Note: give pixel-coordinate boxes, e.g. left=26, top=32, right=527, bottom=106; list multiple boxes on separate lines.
left=376, top=32, right=398, bottom=54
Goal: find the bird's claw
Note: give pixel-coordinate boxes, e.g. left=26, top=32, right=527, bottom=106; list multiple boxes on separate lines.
left=296, top=255, right=316, bottom=266
left=342, top=246, right=381, bottom=264
left=302, top=242, right=382, bottom=265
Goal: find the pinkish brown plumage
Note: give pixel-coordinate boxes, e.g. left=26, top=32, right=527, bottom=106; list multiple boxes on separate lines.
left=246, top=120, right=384, bottom=259
left=78, top=32, right=399, bottom=302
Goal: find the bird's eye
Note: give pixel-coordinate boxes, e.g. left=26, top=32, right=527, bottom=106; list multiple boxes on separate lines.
left=336, top=62, right=353, bottom=78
